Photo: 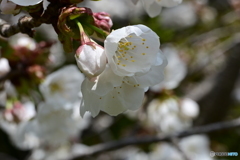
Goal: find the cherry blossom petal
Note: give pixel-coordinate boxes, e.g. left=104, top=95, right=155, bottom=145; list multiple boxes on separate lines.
left=80, top=77, right=145, bottom=117
left=9, top=0, right=43, bottom=6
left=105, top=25, right=160, bottom=76
left=156, top=0, right=182, bottom=8
left=92, top=65, right=123, bottom=96
left=99, top=83, right=145, bottom=116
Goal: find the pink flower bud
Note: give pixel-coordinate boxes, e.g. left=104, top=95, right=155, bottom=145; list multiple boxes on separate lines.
left=93, top=12, right=113, bottom=32
left=75, top=42, right=106, bottom=78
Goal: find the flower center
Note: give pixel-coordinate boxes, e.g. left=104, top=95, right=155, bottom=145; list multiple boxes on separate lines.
left=49, top=82, right=62, bottom=93
left=113, top=34, right=149, bottom=67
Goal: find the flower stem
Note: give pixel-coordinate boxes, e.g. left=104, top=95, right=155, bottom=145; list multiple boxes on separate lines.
left=84, top=23, right=109, bottom=38
left=75, top=20, right=90, bottom=45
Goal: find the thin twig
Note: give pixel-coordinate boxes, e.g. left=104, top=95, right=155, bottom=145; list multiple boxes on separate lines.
left=70, top=117, right=240, bottom=159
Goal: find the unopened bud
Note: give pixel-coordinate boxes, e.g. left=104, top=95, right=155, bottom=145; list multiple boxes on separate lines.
left=75, top=42, right=106, bottom=78
left=93, top=12, right=113, bottom=32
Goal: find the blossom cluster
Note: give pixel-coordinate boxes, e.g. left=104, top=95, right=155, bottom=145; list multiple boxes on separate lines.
left=0, top=36, right=90, bottom=152
left=76, top=24, right=167, bottom=117
left=0, top=0, right=223, bottom=159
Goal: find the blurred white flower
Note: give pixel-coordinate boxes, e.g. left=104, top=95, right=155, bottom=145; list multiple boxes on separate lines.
left=0, top=0, right=18, bottom=14
left=81, top=0, right=144, bottom=19
left=4, top=101, right=36, bottom=123
left=123, top=151, right=149, bottom=160
left=150, top=135, right=212, bottom=160
left=180, top=98, right=199, bottom=119
left=9, top=34, right=37, bottom=50
left=36, top=101, right=90, bottom=146
left=150, top=142, right=183, bottom=160
left=30, top=146, right=70, bottom=160
left=102, top=147, right=149, bottom=160
left=179, top=135, right=213, bottom=160
left=39, top=65, right=85, bottom=105
left=200, top=6, right=217, bottom=24
left=151, top=46, right=187, bottom=92
left=0, top=100, right=90, bottom=150
left=9, top=0, right=43, bottom=6
left=147, top=97, right=199, bottom=134
left=29, top=144, right=90, bottom=160
left=75, top=43, right=106, bottom=78
left=4, top=81, right=17, bottom=97
left=160, top=3, right=197, bottom=29
left=0, top=58, right=10, bottom=76
left=92, top=115, right=113, bottom=132
left=71, top=144, right=90, bottom=157
left=10, top=121, right=40, bottom=150
left=0, top=101, right=39, bottom=150
left=133, top=0, right=182, bottom=17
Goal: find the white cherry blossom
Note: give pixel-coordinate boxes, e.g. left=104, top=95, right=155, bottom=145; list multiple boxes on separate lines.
left=80, top=25, right=167, bottom=117
left=179, top=135, right=213, bottom=160
left=150, top=135, right=213, bottom=160
left=75, top=43, right=106, bottom=78
left=80, top=52, right=166, bottom=117
left=160, top=3, right=197, bottom=29
left=0, top=102, right=39, bottom=150
left=82, top=0, right=144, bottom=19
left=132, top=0, right=182, bottom=17
left=9, top=35, right=37, bottom=50
left=36, top=101, right=90, bottom=146
left=104, top=24, right=163, bottom=77
left=9, top=121, right=40, bottom=150
left=108, top=147, right=149, bottom=160
left=147, top=97, right=199, bottom=134
left=80, top=69, right=145, bottom=117
left=39, top=65, right=85, bottom=105
left=4, top=101, right=36, bottom=123
left=9, top=0, right=43, bottom=6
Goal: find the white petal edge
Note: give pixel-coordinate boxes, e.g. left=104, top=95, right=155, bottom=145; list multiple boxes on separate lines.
left=9, top=0, right=42, bottom=6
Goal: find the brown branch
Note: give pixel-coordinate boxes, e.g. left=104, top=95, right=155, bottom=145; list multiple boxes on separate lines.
left=0, top=16, right=42, bottom=37
left=0, top=2, right=61, bottom=38
left=195, top=41, right=240, bottom=125
left=70, top=117, right=240, bottom=159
